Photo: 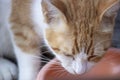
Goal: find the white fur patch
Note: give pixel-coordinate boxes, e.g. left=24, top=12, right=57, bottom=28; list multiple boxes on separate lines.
left=30, top=0, right=48, bottom=36
left=0, top=0, right=15, bottom=58
left=14, top=46, right=40, bottom=80
left=0, top=0, right=11, bottom=24
left=0, top=58, right=18, bottom=80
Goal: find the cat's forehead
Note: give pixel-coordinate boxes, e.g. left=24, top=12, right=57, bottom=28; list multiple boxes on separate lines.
left=58, top=0, right=99, bottom=22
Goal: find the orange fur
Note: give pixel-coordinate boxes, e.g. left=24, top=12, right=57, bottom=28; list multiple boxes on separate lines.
left=10, top=0, right=41, bottom=54
left=42, top=0, right=120, bottom=62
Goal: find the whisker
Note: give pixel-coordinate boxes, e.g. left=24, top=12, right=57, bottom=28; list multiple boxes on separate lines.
left=40, top=54, right=54, bottom=61
left=41, top=51, right=52, bottom=55
left=41, top=57, right=50, bottom=61
left=38, top=45, right=49, bottom=49
left=29, top=55, right=50, bottom=61
left=29, top=55, right=54, bottom=63
left=94, top=39, right=111, bottom=48
left=33, top=58, right=60, bottom=65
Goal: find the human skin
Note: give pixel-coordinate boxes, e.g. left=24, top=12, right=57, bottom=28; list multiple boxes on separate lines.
left=37, top=48, right=120, bottom=80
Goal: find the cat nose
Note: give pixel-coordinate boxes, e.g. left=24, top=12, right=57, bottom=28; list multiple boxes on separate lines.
left=73, top=65, right=86, bottom=74
left=72, top=60, right=87, bottom=74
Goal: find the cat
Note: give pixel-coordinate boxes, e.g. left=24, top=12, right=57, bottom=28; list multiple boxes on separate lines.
left=0, top=0, right=119, bottom=80
left=42, top=0, right=120, bottom=74
left=0, top=0, right=44, bottom=80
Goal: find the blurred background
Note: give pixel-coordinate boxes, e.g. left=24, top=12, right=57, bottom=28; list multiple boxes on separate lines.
left=112, top=9, right=120, bottom=48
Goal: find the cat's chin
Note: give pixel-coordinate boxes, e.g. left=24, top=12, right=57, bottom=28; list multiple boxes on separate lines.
left=66, top=67, right=86, bottom=75
left=62, top=62, right=95, bottom=75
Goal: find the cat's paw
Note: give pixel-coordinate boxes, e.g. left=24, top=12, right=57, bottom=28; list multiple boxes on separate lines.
left=0, top=58, right=18, bottom=80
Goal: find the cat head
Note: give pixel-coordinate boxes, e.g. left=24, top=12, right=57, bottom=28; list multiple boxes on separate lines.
left=42, top=0, right=120, bottom=74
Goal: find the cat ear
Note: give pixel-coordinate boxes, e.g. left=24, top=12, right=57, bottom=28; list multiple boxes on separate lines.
left=42, top=0, right=67, bottom=24
left=99, top=0, right=120, bottom=21
left=98, top=0, right=120, bottom=33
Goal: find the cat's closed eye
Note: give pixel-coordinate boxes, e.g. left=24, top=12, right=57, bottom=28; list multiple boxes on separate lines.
left=52, top=47, right=60, bottom=51
left=65, top=54, right=75, bottom=60
left=88, top=55, right=102, bottom=62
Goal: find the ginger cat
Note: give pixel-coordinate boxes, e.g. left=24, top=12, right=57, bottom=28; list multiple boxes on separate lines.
left=42, top=0, right=120, bottom=74
left=0, top=0, right=43, bottom=80
left=0, top=0, right=119, bottom=80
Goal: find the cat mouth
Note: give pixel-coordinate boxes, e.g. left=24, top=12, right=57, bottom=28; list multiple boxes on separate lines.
left=72, top=62, right=94, bottom=75
left=60, top=62, right=88, bottom=75
left=61, top=61, right=96, bottom=75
